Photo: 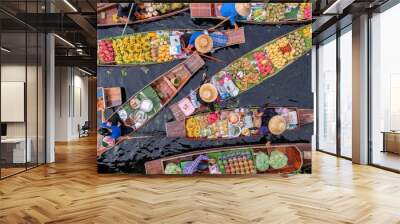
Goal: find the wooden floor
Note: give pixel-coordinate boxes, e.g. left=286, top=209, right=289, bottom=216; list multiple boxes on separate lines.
left=1, top=167, right=26, bottom=178
left=0, top=136, right=400, bottom=224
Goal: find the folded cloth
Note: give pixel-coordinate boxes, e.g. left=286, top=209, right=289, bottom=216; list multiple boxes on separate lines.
left=183, top=154, right=209, bottom=174
left=210, top=33, right=228, bottom=48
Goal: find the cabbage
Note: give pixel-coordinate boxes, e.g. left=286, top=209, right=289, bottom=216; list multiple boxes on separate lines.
left=255, top=152, right=269, bottom=172
left=164, top=163, right=182, bottom=174
left=269, top=150, right=288, bottom=169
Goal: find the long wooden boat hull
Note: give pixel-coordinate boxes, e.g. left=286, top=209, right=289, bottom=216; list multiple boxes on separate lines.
left=190, top=3, right=312, bottom=24
left=97, top=53, right=205, bottom=156
left=169, top=25, right=312, bottom=121
left=97, top=3, right=189, bottom=27
left=166, top=106, right=313, bottom=140
left=97, top=87, right=122, bottom=111
left=98, top=28, right=245, bottom=66
left=145, top=143, right=308, bottom=175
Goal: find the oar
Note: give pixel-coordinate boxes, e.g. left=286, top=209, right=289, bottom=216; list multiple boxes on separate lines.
left=208, top=17, right=230, bottom=31
left=199, top=53, right=225, bottom=63
left=122, top=4, right=134, bottom=36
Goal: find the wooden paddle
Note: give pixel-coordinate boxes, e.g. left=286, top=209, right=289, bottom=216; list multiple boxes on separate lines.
left=122, top=4, right=135, bottom=36
left=198, top=53, right=225, bottom=63
left=208, top=17, right=230, bottom=31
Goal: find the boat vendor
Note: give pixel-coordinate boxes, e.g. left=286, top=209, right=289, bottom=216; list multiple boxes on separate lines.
left=117, top=3, right=145, bottom=23
left=218, top=3, right=251, bottom=30
left=260, top=108, right=287, bottom=136
left=183, top=31, right=228, bottom=54
left=98, top=110, right=133, bottom=148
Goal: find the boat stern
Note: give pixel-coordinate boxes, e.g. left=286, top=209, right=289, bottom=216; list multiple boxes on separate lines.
left=165, top=120, right=187, bottom=138
left=145, top=160, right=164, bottom=175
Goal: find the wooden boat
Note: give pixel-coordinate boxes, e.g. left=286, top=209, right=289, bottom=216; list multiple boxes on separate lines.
left=97, top=87, right=122, bottom=111
left=97, top=28, right=245, bottom=66
left=190, top=3, right=312, bottom=24
left=97, top=53, right=205, bottom=156
left=169, top=25, right=312, bottom=120
left=144, top=143, right=309, bottom=175
left=166, top=106, right=313, bottom=140
left=97, top=3, right=189, bottom=28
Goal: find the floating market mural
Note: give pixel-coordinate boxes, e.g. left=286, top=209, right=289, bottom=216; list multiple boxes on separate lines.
left=97, top=2, right=313, bottom=175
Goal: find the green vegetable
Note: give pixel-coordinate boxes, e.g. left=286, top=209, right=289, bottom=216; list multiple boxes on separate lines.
left=255, top=152, right=269, bottom=172
left=269, top=150, right=288, bottom=169
left=164, top=163, right=182, bottom=174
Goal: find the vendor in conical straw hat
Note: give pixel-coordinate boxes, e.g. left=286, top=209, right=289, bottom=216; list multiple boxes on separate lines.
left=183, top=31, right=213, bottom=54
left=218, top=3, right=251, bottom=30
left=268, top=115, right=287, bottom=135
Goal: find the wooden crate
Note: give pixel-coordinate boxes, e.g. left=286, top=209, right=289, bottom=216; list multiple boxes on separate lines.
left=165, top=120, right=186, bottom=138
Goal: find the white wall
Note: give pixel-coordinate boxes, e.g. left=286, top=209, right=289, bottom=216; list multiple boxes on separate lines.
left=54, top=67, right=89, bottom=141
left=1, top=65, right=41, bottom=137
left=55, top=66, right=69, bottom=141
left=1, top=63, right=46, bottom=163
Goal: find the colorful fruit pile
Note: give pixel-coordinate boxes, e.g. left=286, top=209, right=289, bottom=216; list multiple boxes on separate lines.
left=302, top=26, right=312, bottom=39
left=253, top=51, right=273, bottom=77
left=98, top=40, right=115, bottom=63
left=228, top=58, right=260, bottom=91
left=139, top=3, right=188, bottom=19
left=109, top=32, right=173, bottom=64
left=251, top=7, right=267, bottom=22
left=287, top=31, right=306, bottom=57
left=245, top=3, right=312, bottom=23
left=299, top=3, right=312, bottom=20
left=217, top=151, right=256, bottom=175
left=266, top=37, right=294, bottom=69
left=186, top=117, right=201, bottom=138
left=266, top=4, right=285, bottom=22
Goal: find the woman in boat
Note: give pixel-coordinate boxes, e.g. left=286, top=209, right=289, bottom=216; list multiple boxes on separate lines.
left=117, top=3, right=145, bottom=23
left=218, top=3, right=251, bottom=30
left=98, top=110, right=133, bottom=148
left=183, top=31, right=228, bottom=54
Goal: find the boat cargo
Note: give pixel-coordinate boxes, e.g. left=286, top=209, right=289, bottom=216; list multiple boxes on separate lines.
left=97, top=53, right=205, bottom=156
left=166, top=106, right=313, bottom=140
left=169, top=25, right=312, bottom=121
left=145, top=143, right=309, bottom=175
left=97, top=3, right=189, bottom=27
left=190, top=3, right=312, bottom=24
left=98, top=28, right=245, bottom=66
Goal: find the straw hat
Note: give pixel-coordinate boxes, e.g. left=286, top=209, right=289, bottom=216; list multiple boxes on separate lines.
left=268, top=115, right=287, bottom=135
left=235, top=3, right=251, bottom=17
left=195, top=34, right=213, bottom=54
left=199, top=83, right=218, bottom=103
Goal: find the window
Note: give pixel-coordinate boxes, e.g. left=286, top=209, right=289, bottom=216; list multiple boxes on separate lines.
left=339, top=27, right=352, bottom=158
left=317, top=36, right=337, bottom=154
left=0, top=0, right=47, bottom=179
left=370, top=3, right=400, bottom=171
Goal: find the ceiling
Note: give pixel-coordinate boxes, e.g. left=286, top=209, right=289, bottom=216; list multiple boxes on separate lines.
left=0, top=0, right=96, bottom=74
left=312, top=0, right=391, bottom=43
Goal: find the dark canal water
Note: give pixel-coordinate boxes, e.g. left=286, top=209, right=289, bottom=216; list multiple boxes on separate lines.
left=97, top=11, right=313, bottom=174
